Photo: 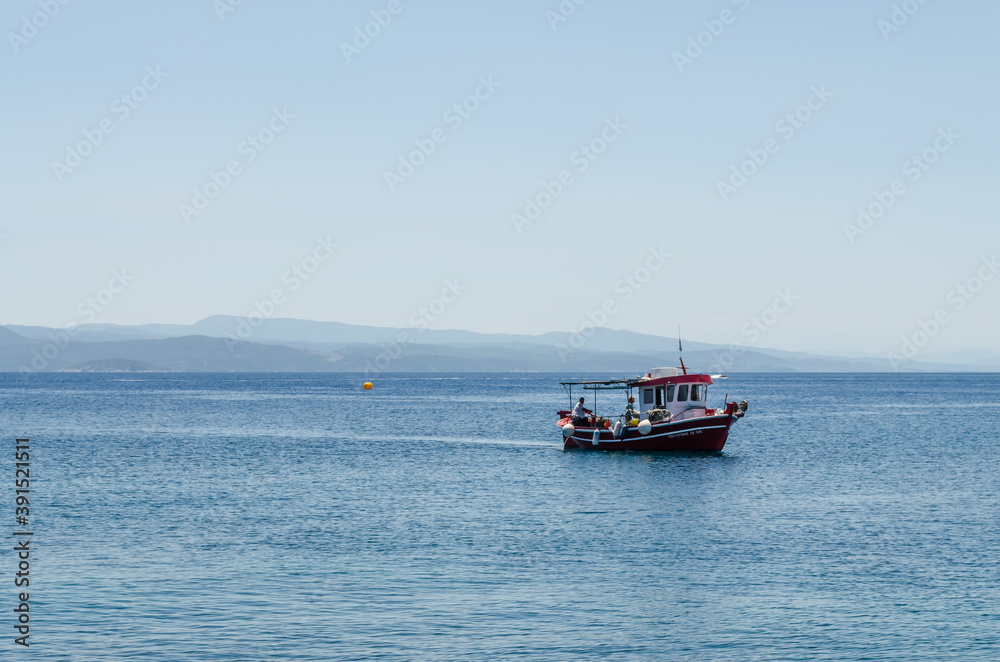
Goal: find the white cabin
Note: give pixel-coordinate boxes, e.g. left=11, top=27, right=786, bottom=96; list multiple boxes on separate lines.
left=634, top=373, right=713, bottom=422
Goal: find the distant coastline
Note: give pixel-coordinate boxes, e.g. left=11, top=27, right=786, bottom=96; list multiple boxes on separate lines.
left=3, top=316, right=996, bottom=373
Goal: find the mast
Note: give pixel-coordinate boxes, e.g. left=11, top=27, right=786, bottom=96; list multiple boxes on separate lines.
left=678, top=328, right=687, bottom=375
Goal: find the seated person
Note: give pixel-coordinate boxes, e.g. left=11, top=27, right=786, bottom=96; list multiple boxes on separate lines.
left=571, top=397, right=592, bottom=426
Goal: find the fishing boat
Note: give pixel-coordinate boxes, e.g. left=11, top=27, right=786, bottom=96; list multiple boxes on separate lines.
left=557, top=365, right=748, bottom=452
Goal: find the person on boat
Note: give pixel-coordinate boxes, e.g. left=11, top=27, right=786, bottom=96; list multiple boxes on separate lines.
left=625, top=395, right=637, bottom=417
left=571, top=397, right=592, bottom=426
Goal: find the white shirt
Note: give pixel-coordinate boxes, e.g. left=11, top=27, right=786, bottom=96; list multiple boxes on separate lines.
left=572, top=402, right=588, bottom=418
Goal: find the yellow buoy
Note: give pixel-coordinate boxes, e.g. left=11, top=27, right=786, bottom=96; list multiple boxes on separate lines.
left=363, top=382, right=373, bottom=390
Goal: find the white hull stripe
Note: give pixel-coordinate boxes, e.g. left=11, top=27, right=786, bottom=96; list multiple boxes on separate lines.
left=573, top=424, right=729, bottom=443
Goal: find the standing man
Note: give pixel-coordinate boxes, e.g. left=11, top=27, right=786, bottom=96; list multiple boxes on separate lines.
left=571, top=397, right=592, bottom=426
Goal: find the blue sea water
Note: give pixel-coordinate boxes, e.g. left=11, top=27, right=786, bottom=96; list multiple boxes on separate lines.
left=1, top=372, right=999, bottom=661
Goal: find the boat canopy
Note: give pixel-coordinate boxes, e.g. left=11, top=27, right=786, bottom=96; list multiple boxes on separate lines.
left=558, top=379, right=630, bottom=388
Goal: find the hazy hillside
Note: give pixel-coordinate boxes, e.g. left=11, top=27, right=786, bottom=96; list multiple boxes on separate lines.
left=0, top=322, right=989, bottom=373
left=7, top=317, right=723, bottom=353
left=0, top=335, right=340, bottom=372
left=0, top=326, right=32, bottom=346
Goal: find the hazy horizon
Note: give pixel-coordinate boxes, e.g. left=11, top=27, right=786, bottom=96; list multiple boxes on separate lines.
left=4, top=314, right=998, bottom=365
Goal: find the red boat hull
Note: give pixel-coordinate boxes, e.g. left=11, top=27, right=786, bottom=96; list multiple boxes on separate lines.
left=562, top=414, right=737, bottom=452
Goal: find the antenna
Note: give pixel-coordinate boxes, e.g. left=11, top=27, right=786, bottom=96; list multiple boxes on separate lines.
left=678, top=326, right=687, bottom=375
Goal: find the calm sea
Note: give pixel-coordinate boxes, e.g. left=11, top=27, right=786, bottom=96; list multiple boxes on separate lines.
left=2, top=373, right=998, bottom=660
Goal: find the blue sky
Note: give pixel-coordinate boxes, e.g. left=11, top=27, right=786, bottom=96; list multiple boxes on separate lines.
left=2, top=0, right=997, bottom=357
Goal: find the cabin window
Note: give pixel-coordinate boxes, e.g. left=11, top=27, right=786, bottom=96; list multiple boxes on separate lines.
left=643, top=389, right=654, bottom=406
left=666, top=384, right=675, bottom=402
left=691, top=384, right=703, bottom=401
left=655, top=387, right=664, bottom=408
left=677, top=384, right=689, bottom=401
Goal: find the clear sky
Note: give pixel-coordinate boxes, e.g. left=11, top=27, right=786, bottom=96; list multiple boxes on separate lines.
left=2, top=0, right=997, bottom=358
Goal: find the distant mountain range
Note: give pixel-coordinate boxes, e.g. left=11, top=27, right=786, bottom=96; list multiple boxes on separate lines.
left=1, top=316, right=996, bottom=373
